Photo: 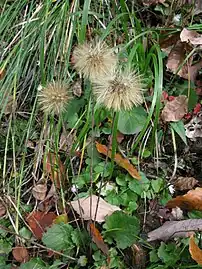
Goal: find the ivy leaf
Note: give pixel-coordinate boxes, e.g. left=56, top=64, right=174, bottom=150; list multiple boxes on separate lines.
left=118, top=107, right=147, bottom=135
left=104, top=211, right=140, bottom=249
left=42, top=223, right=75, bottom=252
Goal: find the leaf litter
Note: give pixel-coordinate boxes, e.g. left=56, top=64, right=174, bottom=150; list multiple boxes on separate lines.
left=70, top=195, right=121, bottom=223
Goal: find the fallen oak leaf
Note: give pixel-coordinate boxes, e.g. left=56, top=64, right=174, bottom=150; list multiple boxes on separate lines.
left=70, top=195, right=121, bottom=223
left=88, top=222, right=109, bottom=255
left=189, top=234, right=202, bottom=265
left=147, top=219, right=202, bottom=241
left=166, top=187, right=202, bottom=211
left=161, top=95, right=188, bottom=122
left=96, top=142, right=141, bottom=180
left=26, top=211, right=57, bottom=239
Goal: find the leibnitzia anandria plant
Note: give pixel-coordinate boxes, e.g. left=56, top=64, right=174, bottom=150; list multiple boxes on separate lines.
left=72, top=41, right=117, bottom=80
left=93, top=68, right=143, bottom=111
left=38, top=81, right=71, bottom=115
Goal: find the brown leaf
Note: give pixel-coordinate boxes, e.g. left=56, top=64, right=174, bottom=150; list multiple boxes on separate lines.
left=180, top=28, right=202, bottom=46
left=45, top=152, right=65, bottom=188
left=147, top=219, right=202, bottom=241
left=131, top=243, right=146, bottom=268
left=26, top=211, right=57, bottom=239
left=161, top=95, right=188, bottom=122
left=88, top=223, right=109, bottom=255
left=0, top=69, right=5, bottom=80
left=32, top=184, right=47, bottom=201
left=96, top=142, right=141, bottom=180
left=0, top=200, right=6, bottom=217
left=166, top=187, right=202, bottom=211
left=174, top=177, right=199, bottom=191
left=72, top=80, right=82, bottom=97
left=70, top=195, right=121, bottom=223
left=12, top=246, right=29, bottom=263
left=189, top=235, right=202, bottom=265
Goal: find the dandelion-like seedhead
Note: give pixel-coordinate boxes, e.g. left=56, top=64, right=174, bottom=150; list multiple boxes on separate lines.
left=93, top=69, right=143, bottom=111
left=72, top=41, right=117, bottom=80
left=38, top=82, right=70, bottom=115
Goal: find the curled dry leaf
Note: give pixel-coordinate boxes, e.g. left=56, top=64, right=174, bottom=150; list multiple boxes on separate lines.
left=26, top=211, right=57, bottom=239
left=166, top=41, right=187, bottom=77
left=12, top=246, right=29, bottom=263
left=161, top=95, right=188, bottom=122
left=166, top=187, right=202, bottom=211
left=174, top=176, right=198, bottom=191
left=32, top=184, right=47, bottom=201
left=147, top=219, right=202, bottom=241
left=70, top=195, right=121, bottom=223
left=131, top=243, right=146, bottom=268
left=45, top=152, right=65, bottom=188
left=0, top=68, right=5, bottom=80
left=189, top=235, right=202, bottom=265
left=96, top=142, right=141, bottom=180
left=0, top=199, right=6, bottom=217
left=72, top=79, right=83, bottom=97
left=180, top=28, right=202, bottom=46
left=88, top=222, right=109, bottom=255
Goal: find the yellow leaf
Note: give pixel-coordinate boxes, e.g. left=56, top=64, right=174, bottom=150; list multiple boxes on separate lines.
left=189, top=235, right=202, bottom=265
left=96, top=142, right=141, bottom=180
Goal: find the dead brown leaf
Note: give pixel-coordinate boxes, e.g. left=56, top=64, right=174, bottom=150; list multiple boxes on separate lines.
left=45, top=152, right=65, bottom=188
left=0, top=200, right=6, bottom=217
left=189, top=234, right=202, bottom=265
left=72, top=80, right=83, bottom=97
left=161, top=95, right=188, bottom=122
left=12, top=246, right=29, bottom=263
left=166, top=187, right=202, bottom=211
left=96, top=142, right=141, bottom=180
left=70, top=195, right=121, bottom=223
left=88, top=222, right=109, bottom=255
left=147, top=219, right=202, bottom=241
left=131, top=243, right=146, bottom=268
left=26, top=211, right=57, bottom=239
left=180, top=28, right=202, bottom=46
left=174, top=176, right=199, bottom=191
left=32, top=184, right=47, bottom=201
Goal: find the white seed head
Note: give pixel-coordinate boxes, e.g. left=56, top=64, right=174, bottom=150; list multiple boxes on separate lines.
left=72, top=41, right=117, bottom=80
left=93, top=69, right=143, bottom=111
left=38, top=81, right=70, bottom=115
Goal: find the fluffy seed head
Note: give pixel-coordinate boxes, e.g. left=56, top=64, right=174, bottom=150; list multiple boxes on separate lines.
left=72, top=41, right=117, bottom=80
left=38, top=82, right=70, bottom=115
left=93, top=69, right=143, bottom=111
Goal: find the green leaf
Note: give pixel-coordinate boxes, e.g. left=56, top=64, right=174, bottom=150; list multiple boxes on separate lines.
left=151, top=178, right=164, bottom=193
left=20, top=258, right=47, bottom=269
left=0, top=240, right=12, bottom=255
left=129, top=175, right=150, bottom=195
left=157, top=242, right=180, bottom=266
left=104, top=211, right=140, bottom=249
left=118, top=107, right=147, bottom=135
left=42, top=223, right=75, bottom=252
left=188, top=210, right=202, bottom=219
left=170, top=121, right=187, bottom=145
left=149, top=249, right=159, bottom=263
